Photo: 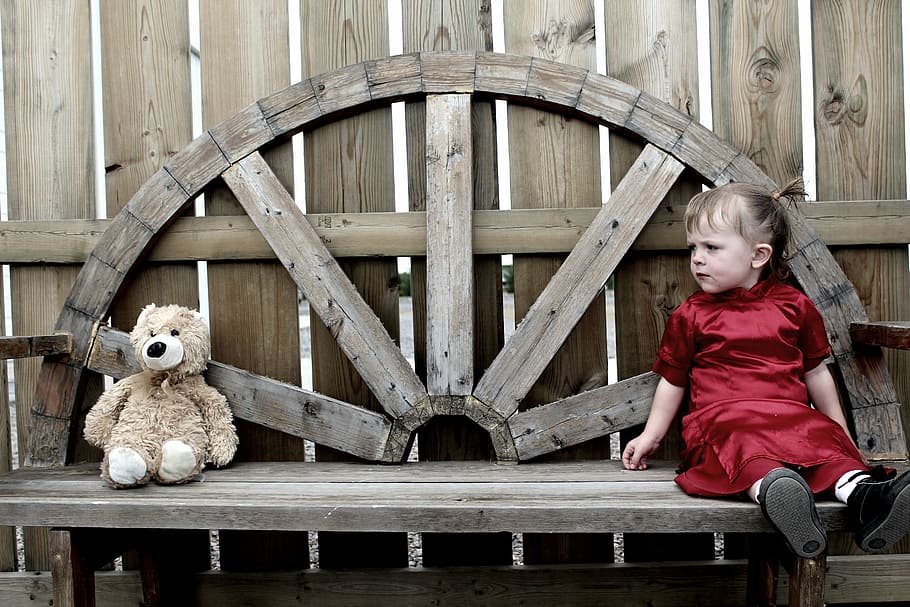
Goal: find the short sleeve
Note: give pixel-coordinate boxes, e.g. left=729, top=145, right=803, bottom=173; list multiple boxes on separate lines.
left=652, top=301, right=695, bottom=387
left=799, top=296, right=831, bottom=372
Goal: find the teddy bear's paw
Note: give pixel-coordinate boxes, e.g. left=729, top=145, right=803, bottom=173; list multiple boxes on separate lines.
left=158, top=440, right=199, bottom=483
left=108, top=447, right=148, bottom=486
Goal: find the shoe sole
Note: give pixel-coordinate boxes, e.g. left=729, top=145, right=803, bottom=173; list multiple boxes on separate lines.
left=761, top=470, right=827, bottom=558
left=856, top=472, right=910, bottom=553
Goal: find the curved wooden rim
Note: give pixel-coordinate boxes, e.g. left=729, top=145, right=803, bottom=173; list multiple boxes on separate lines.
left=27, top=51, right=903, bottom=466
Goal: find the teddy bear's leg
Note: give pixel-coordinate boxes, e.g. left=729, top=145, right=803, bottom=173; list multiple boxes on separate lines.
left=157, top=440, right=202, bottom=484
left=106, top=446, right=151, bottom=487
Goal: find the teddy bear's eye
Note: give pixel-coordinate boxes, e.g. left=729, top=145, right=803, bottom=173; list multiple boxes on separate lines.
left=171, top=329, right=180, bottom=337
left=150, top=331, right=156, bottom=337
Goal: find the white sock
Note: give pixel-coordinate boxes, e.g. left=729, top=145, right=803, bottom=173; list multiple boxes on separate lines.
left=834, top=470, right=871, bottom=503
left=748, top=477, right=764, bottom=504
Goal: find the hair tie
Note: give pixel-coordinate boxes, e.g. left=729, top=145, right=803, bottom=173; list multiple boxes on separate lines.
left=772, top=192, right=782, bottom=201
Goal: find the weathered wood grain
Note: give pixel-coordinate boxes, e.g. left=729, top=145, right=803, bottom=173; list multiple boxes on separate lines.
left=425, top=94, right=474, bottom=396
left=851, top=321, right=910, bottom=351
left=605, top=0, right=710, bottom=565
left=199, top=0, right=305, bottom=570
left=474, top=53, right=531, bottom=98
left=0, top=335, right=72, bottom=360
left=222, top=153, right=426, bottom=419
left=50, top=529, right=93, bottom=607
left=301, top=0, right=409, bottom=569
left=500, top=31, right=613, bottom=587
left=421, top=50, right=477, bottom=92
left=3, top=200, right=910, bottom=264
left=510, top=372, right=659, bottom=460
left=3, top=0, right=97, bottom=571
left=474, top=145, right=683, bottom=419
left=401, top=0, right=510, bottom=568
left=0, top=266, right=9, bottom=572
left=710, top=0, right=802, bottom=182
left=812, top=1, right=910, bottom=465
left=257, top=78, right=322, bottom=137
left=208, top=102, right=275, bottom=164
left=365, top=53, right=424, bottom=100
left=99, top=0, right=201, bottom=365
left=3, top=555, right=910, bottom=607
left=73, top=23, right=208, bottom=570
left=0, top=460, right=869, bottom=534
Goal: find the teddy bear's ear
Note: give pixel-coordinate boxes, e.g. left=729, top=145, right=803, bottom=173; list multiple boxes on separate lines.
left=137, top=303, right=157, bottom=326
left=191, top=310, right=209, bottom=328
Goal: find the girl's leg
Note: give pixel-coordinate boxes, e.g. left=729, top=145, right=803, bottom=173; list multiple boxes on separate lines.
left=805, top=460, right=910, bottom=552
left=838, top=469, right=910, bottom=552
left=753, top=467, right=827, bottom=558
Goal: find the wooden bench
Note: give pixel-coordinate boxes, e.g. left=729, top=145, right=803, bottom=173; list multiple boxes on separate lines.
left=0, top=51, right=908, bottom=606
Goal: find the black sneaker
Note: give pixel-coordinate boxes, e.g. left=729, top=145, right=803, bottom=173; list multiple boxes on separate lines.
left=848, top=469, right=910, bottom=552
left=757, top=468, right=827, bottom=558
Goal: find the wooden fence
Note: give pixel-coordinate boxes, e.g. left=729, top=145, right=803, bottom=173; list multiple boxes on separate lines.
left=0, top=0, right=909, bottom=604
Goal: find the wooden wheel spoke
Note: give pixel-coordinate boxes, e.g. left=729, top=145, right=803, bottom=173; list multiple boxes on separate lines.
left=222, top=152, right=426, bottom=420
left=508, top=372, right=659, bottom=460
left=473, top=145, right=684, bottom=419
left=425, top=94, right=474, bottom=397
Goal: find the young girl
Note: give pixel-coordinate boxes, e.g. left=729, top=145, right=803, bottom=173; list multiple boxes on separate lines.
left=621, top=178, right=910, bottom=558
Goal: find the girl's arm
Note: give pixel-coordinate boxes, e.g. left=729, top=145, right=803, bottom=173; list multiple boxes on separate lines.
left=804, top=363, right=851, bottom=435
left=622, top=377, right=686, bottom=470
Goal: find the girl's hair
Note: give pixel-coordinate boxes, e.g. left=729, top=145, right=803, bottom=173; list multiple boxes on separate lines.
left=684, top=177, right=807, bottom=280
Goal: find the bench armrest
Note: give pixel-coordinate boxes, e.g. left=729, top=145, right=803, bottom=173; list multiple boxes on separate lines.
left=0, top=333, right=72, bottom=359
left=850, top=321, right=910, bottom=350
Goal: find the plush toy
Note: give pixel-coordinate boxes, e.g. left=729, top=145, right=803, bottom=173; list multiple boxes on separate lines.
left=84, top=304, right=238, bottom=488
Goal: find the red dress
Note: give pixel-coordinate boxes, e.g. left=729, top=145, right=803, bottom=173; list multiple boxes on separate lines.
left=653, top=276, right=869, bottom=496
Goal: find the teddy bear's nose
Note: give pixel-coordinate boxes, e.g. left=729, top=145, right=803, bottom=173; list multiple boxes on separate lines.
left=146, top=341, right=167, bottom=359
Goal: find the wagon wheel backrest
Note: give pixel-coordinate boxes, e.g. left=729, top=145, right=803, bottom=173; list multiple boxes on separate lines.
left=26, top=51, right=908, bottom=466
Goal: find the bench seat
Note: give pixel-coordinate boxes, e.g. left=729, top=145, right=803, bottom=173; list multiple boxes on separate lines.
left=0, top=460, right=865, bottom=535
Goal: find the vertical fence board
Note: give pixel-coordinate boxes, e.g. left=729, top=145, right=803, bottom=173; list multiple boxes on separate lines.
left=0, top=38, right=10, bottom=565
left=0, top=271, right=7, bottom=571
left=102, top=0, right=199, bottom=324
left=100, top=0, right=208, bottom=574
left=813, top=0, right=910, bottom=556
left=302, top=0, right=407, bottom=568
left=200, top=0, right=306, bottom=570
left=503, top=0, right=612, bottom=565
left=709, top=0, right=804, bottom=561
left=607, top=0, right=714, bottom=562
left=1, top=0, right=95, bottom=571
left=403, top=0, right=510, bottom=567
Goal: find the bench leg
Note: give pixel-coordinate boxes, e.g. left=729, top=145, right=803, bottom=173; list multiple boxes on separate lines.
left=787, top=553, right=827, bottom=607
left=746, top=535, right=780, bottom=606
left=51, top=529, right=96, bottom=607
left=136, top=544, right=161, bottom=607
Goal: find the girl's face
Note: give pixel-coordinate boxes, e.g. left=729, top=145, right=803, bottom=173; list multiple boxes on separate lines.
left=687, top=215, right=770, bottom=294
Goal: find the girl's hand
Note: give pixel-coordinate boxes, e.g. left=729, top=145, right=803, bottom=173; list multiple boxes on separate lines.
left=622, top=434, right=661, bottom=470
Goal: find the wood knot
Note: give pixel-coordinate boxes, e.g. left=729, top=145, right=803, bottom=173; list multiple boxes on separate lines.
left=747, top=47, right=781, bottom=93
left=822, top=76, right=868, bottom=126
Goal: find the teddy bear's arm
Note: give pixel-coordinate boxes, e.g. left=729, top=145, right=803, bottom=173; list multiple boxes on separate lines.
left=193, top=380, right=238, bottom=467
left=84, top=377, right=133, bottom=447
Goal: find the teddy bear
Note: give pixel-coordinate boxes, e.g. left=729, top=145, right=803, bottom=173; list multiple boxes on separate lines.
left=84, top=304, right=238, bottom=488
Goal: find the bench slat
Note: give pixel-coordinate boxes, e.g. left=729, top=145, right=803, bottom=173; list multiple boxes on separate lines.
left=0, top=461, right=859, bottom=534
